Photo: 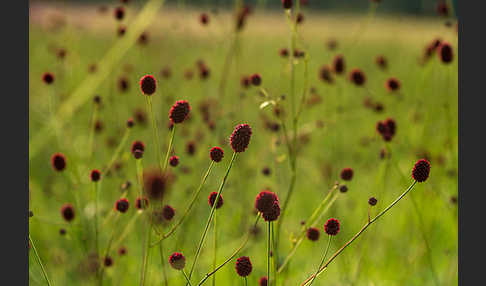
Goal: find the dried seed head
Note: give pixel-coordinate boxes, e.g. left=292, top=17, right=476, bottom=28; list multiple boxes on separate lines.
left=324, top=218, right=340, bottom=236
left=412, top=159, right=431, bottom=182
left=230, top=124, right=252, bottom=153
left=235, top=256, right=253, bottom=277
left=169, top=252, right=186, bottom=270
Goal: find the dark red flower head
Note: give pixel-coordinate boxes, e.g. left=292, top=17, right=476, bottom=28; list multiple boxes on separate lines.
left=261, top=201, right=281, bottom=222
left=241, top=76, right=251, bottom=89
left=250, top=73, right=262, bottom=86
left=115, top=198, right=130, bottom=213
left=255, top=190, right=279, bottom=214
left=349, top=68, right=366, bottom=86
left=210, top=146, right=224, bottom=162
left=140, top=75, right=157, bottom=95
left=169, top=252, right=185, bottom=270
left=186, top=141, right=196, bottom=156
left=117, top=25, right=126, bottom=37
left=324, top=218, right=340, bottom=236
left=131, top=140, right=145, bottom=155
left=296, top=13, right=304, bottom=24
left=412, top=159, right=431, bottom=182
left=259, top=276, right=268, bottom=286
left=340, top=168, right=354, bottom=181
left=200, top=13, right=209, bottom=25
left=138, top=32, right=149, bottom=45
left=339, top=185, right=348, bottom=193
left=118, top=246, right=127, bottom=256
left=438, top=42, right=453, bottom=64
left=437, top=2, right=449, bottom=17
left=385, top=77, right=401, bottom=92
left=90, top=169, right=101, bottom=182
left=376, top=55, right=388, bottom=70
left=118, top=76, right=129, bottom=92
left=199, top=64, right=210, bottom=79
left=104, top=256, right=113, bottom=267
left=208, top=192, right=223, bottom=209
left=114, top=6, right=125, bottom=21
left=282, top=0, right=293, bottom=9
left=61, top=203, right=75, bottom=222
left=169, top=100, right=191, bottom=124
left=368, top=197, right=378, bottom=206
left=332, top=55, right=345, bottom=75
left=143, top=170, right=168, bottom=200
left=126, top=117, right=135, bottom=128
left=162, top=205, right=175, bottom=221
left=135, top=197, right=149, bottom=210
left=169, top=156, right=179, bottom=167
left=306, top=227, right=320, bottom=241
left=235, top=256, right=252, bottom=277
left=51, top=153, right=66, bottom=172
left=230, top=124, right=252, bottom=153
left=319, top=65, right=334, bottom=84
left=280, top=48, right=289, bottom=58
left=42, top=72, right=55, bottom=85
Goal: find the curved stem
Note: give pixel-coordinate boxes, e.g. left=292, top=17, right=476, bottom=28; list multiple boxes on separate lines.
left=145, top=96, right=164, bottom=172
left=187, top=152, right=238, bottom=283
left=308, top=236, right=332, bottom=286
left=163, top=126, right=176, bottom=172
left=29, top=234, right=52, bottom=286
left=103, top=128, right=131, bottom=174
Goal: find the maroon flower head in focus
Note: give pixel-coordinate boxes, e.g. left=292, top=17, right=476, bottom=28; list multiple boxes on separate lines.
left=385, top=77, right=401, bottom=92
left=340, top=167, right=354, bottom=181
left=162, top=205, right=175, bottom=221
left=42, top=72, right=55, bottom=85
left=140, top=74, right=157, bottom=95
left=210, top=146, right=224, bottom=162
left=332, top=55, right=345, bottom=75
left=250, top=73, right=262, bottom=86
left=282, top=0, right=293, bottom=9
left=115, top=198, right=130, bottom=213
left=438, top=42, right=454, bottom=64
left=90, top=169, right=101, bottom=182
left=230, top=124, right=252, bottom=153
left=262, top=201, right=281, bottom=222
left=51, top=153, right=67, bottom=172
left=208, top=192, right=224, bottom=209
left=306, top=227, right=320, bottom=241
left=169, top=156, right=179, bottom=167
left=255, top=190, right=279, bottom=214
left=349, top=68, right=366, bottom=86
left=131, top=140, right=145, bottom=155
left=135, top=197, right=149, bottom=210
left=61, top=203, right=75, bottom=222
left=368, top=197, right=378, bottom=206
left=169, top=252, right=185, bottom=270
left=169, top=100, right=191, bottom=124
left=412, top=159, right=431, bottom=182
left=324, top=218, right=340, bottom=236
left=235, top=256, right=253, bottom=277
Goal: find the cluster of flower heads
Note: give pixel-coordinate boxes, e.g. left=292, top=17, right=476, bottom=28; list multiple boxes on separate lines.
left=376, top=118, right=397, bottom=142
left=255, top=190, right=281, bottom=222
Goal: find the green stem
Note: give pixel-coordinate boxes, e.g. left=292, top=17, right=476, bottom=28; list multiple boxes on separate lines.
left=187, top=152, right=238, bottom=283
left=267, top=222, right=271, bottom=286
left=88, top=103, right=99, bottom=159
left=98, top=213, right=121, bottom=285
left=308, top=235, right=332, bottom=286
left=29, top=234, right=52, bottom=286
left=212, top=211, right=217, bottom=286
left=183, top=270, right=193, bottom=286
left=163, top=126, right=176, bottom=172
left=103, top=128, right=131, bottom=174
left=145, top=96, right=164, bottom=172
left=94, top=182, right=99, bottom=266
left=159, top=241, right=168, bottom=286
left=271, top=222, right=277, bottom=286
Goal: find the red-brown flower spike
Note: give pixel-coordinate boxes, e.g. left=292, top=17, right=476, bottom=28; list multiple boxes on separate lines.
left=412, top=159, right=431, bottom=182
left=340, top=168, right=354, bottom=181
left=235, top=256, right=252, bottom=277
left=259, top=276, right=268, bottom=286
left=282, top=0, right=293, bottom=9
left=210, top=146, right=224, bottom=162
left=324, top=218, right=340, bottom=236
left=306, top=227, right=320, bottom=241
left=131, top=140, right=145, bottom=154
left=115, top=198, right=130, bottom=213
left=51, top=153, right=66, bottom=172
left=169, top=100, right=191, bottom=124
left=169, top=252, right=186, bottom=270
left=162, top=205, right=175, bottom=221
left=169, top=156, right=179, bottom=167
left=438, top=42, right=453, bottom=64
left=104, top=256, right=113, bottom=267
left=250, top=73, right=262, bottom=86
left=135, top=197, right=149, bottom=210
left=385, top=77, right=401, bottom=92
left=230, top=124, right=252, bottom=153
left=42, top=72, right=55, bottom=85
left=349, top=68, right=366, bottom=86
left=140, top=75, right=157, bottom=95
left=255, top=190, right=279, bottom=214
left=208, top=192, right=223, bottom=209
left=90, top=169, right=101, bottom=182
left=61, top=203, right=75, bottom=222
left=262, top=201, right=281, bottom=222
left=332, top=55, right=345, bottom=75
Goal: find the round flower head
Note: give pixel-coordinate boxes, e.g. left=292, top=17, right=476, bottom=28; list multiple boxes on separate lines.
left=438, top=42, right=453, bottom=64
left=118, top=76, right=129, bottom=92
left=250, top=73, right=262, bottom=86
left=59, top=228, right=66, bottom=236
left=169, top=156, right=179, bottom=167
left=262, top=201, right=281, bottom=222
left=306, top=227, right=320, bottom=241
left=208, top=192, right=223, bottom=209
left=61, top=203, right=75, bottom=222
left=143, top=170, right=168, bottom=200
left=117, top=25, right=126, bottom=37
left=255, top=190, right=279, bottom=214
left=186, top=141, right=196, bottom=156
left=131, top=140, right=145, bottom=155
left=162, top=205, right=175, bottom=221
left=235, top=256, right=252, bottom=277
left=280, top=48, right=289, bottom=58
left=104, top=256, right=113, bottom=267
left=118, top=246, right=127, bottom=256
left=262, top=167, right=271, bottom=176
left=412, top=159, right=431, bottom=182
left=349, top=68, right=366, bottom=86
left=230, top=124, right=252, bottom=153
left=90, top=169, right=101, bottom=182
left=51, top=153, right=66, bottom=172
left=135, top=197, right=149, bottom=210
left=259, top=276, right=268, bottom=286
left=115, top=198, right=130, bottom=213
left=200, top=13, right=209, bottom=25
left=384, top=118, right=396, bottom=136
left=340, top=167, right=354, bottom=181
left=319, top=65, right=334, bottom=84
left=140, top=75, right=157, bottom=95
left=376, top=55, right=388, bottom=70
left=42, top=72, right=55, bottom=85
left=368, top=197, right=378, bottom=206
left=114, top=6, right=125, bottom=21
left=324, top=218, right=340, bottom=236
left=169, top=252, right=185, bottom=270
left=385, top=77, right=401, bottom=92
left=126, top=118, right=135, bottom=128
left=169, top=100, right=191, bottom=124
left=210, top=146, right=224, bottom=162
left=332, top=55, right=345, bottom=75
left=138, top=31, right=149, bottom=46
left=241, top=76, right=251, bottom=89
left=339, top=185, right=348, bottom=193
left=296, top=13, right=304, bottom=24
left=282, top=0, right=293, bottom=9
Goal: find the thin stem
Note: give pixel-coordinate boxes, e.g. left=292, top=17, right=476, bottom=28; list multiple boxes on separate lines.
left=212, top=211, right=217, bottom=286
left=197, top=214, right=260, bottom=286
left=88, top=103, right=99, bottom=159
left=98, top=213, right=121, bottom=284
left=151, top=161, right=215, bottom=246
left=300, top=181, right=418, bottom=286
left=308, top=235, right=332, bottom=286
left=163, top=126, right=176, bottom=172
left=94, top=182, right=99, bottom=266
left=187, top=152, right=238, bottom=283
left=29, top=234, right=52, bottom=286
left=140, top=213, right=152, bottom=286
left=244, top=277, right=248, bottom=286
left=103, top=128, right=131, bottom=174
left=145, top=96, right=164, bottom=171
left=271, top=222, right=277, bottom=286
left=267, top=222, right=271, bottom=286
left=159, top=241, right=169, bottom=286
left=182, top=270, right=193, bottom=286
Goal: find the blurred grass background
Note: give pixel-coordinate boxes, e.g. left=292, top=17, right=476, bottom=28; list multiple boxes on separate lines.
left=29, top=0, right=457, bottom=285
